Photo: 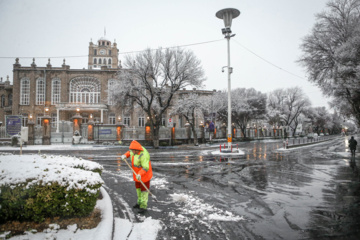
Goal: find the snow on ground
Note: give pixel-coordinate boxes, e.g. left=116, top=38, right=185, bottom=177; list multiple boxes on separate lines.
left=170, top=193, right=244, bottom=223
left=210, top=149, right=245, bottom=156
left=0, top=154, right=104, bottom=192
left=113, top=217, right=162, bottom=240
left=0, top=144, right=114, bottom=151
left=1, top=154, right=162, bottom=240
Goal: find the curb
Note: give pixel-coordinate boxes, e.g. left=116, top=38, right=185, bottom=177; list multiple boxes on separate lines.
left=286, top=138, right=335, bottom=149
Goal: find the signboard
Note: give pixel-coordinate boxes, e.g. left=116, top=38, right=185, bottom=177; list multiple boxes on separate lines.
left=99, top=129, right=112, bottom=135
left=168, top=118, right=173, bottom=128
left=5, top=115, right=22, bottom=136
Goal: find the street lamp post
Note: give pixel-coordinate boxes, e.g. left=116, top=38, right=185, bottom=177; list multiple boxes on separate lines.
left=216, top=8, right=240, bottom=150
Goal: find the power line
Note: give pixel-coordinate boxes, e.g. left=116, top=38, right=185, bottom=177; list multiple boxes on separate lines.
left=0, top=39, right=224, bottom=59
left=233, top=39, right=306, bottom=80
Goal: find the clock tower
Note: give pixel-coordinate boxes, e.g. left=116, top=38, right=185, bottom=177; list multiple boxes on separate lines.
left=88, top=37, right=119, bottom=69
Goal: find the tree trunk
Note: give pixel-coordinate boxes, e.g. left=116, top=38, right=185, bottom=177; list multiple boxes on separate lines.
left=192, top=125, right=198, bottom=146
left=240, top=126, right=247, bottom=138
left=152, top=126, right=160, bottom=149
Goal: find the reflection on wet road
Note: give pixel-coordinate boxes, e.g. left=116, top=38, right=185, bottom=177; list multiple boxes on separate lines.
left=68, top=137, right=360, bottom=239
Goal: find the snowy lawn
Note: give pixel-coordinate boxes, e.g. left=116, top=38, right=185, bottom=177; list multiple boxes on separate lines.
left=0, top=154, right=162, bottom=240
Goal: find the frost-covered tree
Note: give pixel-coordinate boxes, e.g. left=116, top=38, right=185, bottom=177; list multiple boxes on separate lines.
left=267, top=87, right=311, bottom=137
left=212, top=88, right=267, bottom=138
left=112, top=48, right=205, bottom=148
left=307, top=107, right=333, bottom=133
left=299, top=0, right=360, bottom=126
left=171, top=93, right=210, bottom=145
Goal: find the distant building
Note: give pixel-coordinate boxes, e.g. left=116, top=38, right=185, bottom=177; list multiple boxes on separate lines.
left=1, top=37, right=215, bottom=134
left=0, top=76, right=13, bottom=126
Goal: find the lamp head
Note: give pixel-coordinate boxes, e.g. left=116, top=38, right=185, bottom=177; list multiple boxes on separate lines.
left=216, top=8, right=240, bottom=28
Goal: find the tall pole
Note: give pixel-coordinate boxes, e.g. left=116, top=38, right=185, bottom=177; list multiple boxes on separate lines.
left=216, top=8, right=240, bottom=151
left=226, top=34, right=232, bottom=149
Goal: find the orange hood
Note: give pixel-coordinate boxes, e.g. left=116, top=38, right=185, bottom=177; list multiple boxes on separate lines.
left=129, top=140, right=143, bottom=151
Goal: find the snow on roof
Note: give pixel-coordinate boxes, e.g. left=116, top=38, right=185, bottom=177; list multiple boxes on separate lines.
left=0, top=154, right=104, bottom=193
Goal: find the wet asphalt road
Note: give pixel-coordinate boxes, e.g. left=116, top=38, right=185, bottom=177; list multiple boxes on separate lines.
left=10, top=135, right=360, bottom=239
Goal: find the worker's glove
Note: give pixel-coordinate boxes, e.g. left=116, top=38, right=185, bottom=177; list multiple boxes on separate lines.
left=121, top=155, right=126, bottom=160
left=136, top=174, right=141, bottom=181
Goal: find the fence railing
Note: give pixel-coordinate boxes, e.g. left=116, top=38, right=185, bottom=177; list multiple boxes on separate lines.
left=0, top=125, right=290, bottom=144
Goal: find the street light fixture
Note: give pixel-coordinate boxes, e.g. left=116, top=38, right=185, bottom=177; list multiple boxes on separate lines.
left=216, top=8, right=240, bottom=150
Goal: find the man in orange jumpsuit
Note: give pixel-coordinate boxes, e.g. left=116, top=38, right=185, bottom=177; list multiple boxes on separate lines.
left=121, top=140, right=153, bottom=213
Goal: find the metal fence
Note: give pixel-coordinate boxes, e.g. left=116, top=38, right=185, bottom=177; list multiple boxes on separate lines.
left=0, top=125, right=287, bottom=144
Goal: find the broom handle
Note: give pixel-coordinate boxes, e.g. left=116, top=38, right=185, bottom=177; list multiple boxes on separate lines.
left=123, top=157, right=156, bottom=198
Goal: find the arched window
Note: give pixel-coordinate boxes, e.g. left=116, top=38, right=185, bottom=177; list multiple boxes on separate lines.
left=108, top=79, right=117, bottom=105
left=99, top=58, right=102, bottom=64
left=20, top=77, right=30, bottom=105
left=1, top=95, right=5, bottom=107
left=69, top=77, right=100, bottom=103
left=36, top=77, right=45, bottom=105
left=94, top=58, right=97, bottom=64
left=51, top=78, right=61, bottom=104
left=108, top=58, right=112, bottom=64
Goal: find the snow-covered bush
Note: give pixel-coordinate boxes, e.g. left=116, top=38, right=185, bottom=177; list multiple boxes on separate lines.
left=0, top=155, right=104, bottom=223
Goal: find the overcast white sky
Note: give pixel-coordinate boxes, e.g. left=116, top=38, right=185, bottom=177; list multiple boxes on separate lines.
left=0, top=0, right=331, bottom=108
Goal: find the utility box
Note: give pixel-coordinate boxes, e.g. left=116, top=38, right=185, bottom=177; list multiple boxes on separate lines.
left=21, top=127, right=28, bottom=142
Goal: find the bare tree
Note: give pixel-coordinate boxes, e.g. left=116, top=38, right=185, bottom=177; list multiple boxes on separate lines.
left=112, top=48, right=205, bottom=148
left=213, top=88, right=267, bottom=138
left=268, top=87, right=311, bottom=136
left=299, top=0, right=360, bottom=126
left=171, top=93, right=209, bottom=145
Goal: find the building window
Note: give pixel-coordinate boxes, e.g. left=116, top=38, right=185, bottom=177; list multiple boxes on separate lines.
left=82, top=113, right=89, bottom=124
left=108, top=58, right=111, bottom=64
left=37, top=114, right=44, bottom=126
left=109, top=113, right=116, bottom=124
left=69, top=76, right=101, bottom=104
left=138, top=117, right=145, bottom=127
left=20, top=77, right=30, bottom=105
left=109, top=50, right=111, bottom=55
left=8, top=94, right=12, bottom=106
left=94, top=58, right=97, bottom=64
left=102, top=42, right=105, bottom=46
left=36, top=78, right=45, bottom=105
left=94, top=49, right=97, bottom=55
left=123, top=117, right=130, bottom=126
left=51, top=113, right=57, bottom=128
left=107, top=42, right=110, bottom=46
left=22, top=114, right=28, bottom=127
left=108, top=79, right=117, bottom=105
left=99, top=58, right=102, bottom=64
left=1, top=95, right=5, bottom=107
left=51, top=78, right=61, bottom=105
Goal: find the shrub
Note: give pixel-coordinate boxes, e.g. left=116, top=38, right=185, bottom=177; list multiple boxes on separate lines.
left=0, top=181, right=101, bottom=223
left=0, top=155, right=104, bottom=223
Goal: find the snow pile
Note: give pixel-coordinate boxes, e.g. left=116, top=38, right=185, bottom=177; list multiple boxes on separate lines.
left=0, top=154, right=104, bottom=193
left=170, top=193, right=244, bottom=222
left=151, top=177, right=169, bottom=189
left=211, top=149, right=245, bottom=156
left=114, top=217, right=162, bottom=240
